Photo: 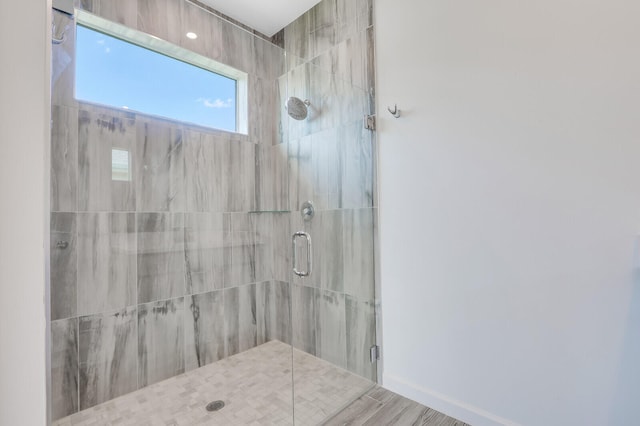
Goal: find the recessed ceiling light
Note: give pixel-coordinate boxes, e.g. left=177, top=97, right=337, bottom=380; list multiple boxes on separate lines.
left=186, top=32, right=198, bottom=40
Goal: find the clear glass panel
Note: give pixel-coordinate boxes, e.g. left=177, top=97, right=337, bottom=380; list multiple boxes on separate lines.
left=284, top=50, right=378, bottom=425
left=49, top=3, right=295, bottom=425
left=49, top=0, right=377, bottom=423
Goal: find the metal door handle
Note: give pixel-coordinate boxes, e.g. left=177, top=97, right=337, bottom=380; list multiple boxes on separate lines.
left=292, top=231, right=312, bottom=277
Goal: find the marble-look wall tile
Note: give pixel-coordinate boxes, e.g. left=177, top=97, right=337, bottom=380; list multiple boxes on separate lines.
left=308, top=0, right=336, bottom=59
left=308, top=210, right=344, bottom=292
left=138, top=298, right=185, bottom=386
left=311, top=30, right=368, bottom=91
left=257, top=281, right=291, bottom=345
left=287, top=136, right=312, bottom=213
left=135, top=121, right=185, bottom=212
left=336, top=0, right=368, bottom=46
left=224, top=284, right=257, bottom=357
left=313, top=128, right=342, bottom=209
left=179, top=0, right=228, bottom=64
left=249, top=76, right=276, bottom=146
left=77, top=213, right=136, bottom=316
left=310, top=25, right=336, bottom=60
left=253, top=212, right=291, bottom=283
left=365, top=26, right=376, bottom=115
left=346, top=296, right=376, bottom=381
left=287, top=129, right=342, bottom=212
left=272, top=29, right=285, bottom=48
left=183, top=130, right=228, bottom=212
left=78, top=0, right=138, bottom=28
left=226, top=139, right=256, bottom=212
left=256, top=143, right=289, bottom=211
left=288, top=120, right=356, bottom=210
left=137, top=0, right=182, bottom=43
left=78, top=307, right=137, bottom=409
left=184, top=213, right=225, bottom=294
left=315, top=288, right=347, bottom=369
left=343, top=208, right=375, bottom=302
left=51, top=12, right=76, bottom=108
left=256, top=281, right=268, bottom=345
left=175, top=7, right=258, bottom=74
left=272, top=213, right=292, bottom=283
left=308, top=0, right=337, bottom=58
left=51, top=213, right=77, bottom=320
left=336, top=0, right=359, bottom=26
left=51, top=105, right=78, bottom=212
left=291, top=284, right=316, bottom=355
left=224, top=213, right=256, bottom=287
left=137, top=213, right=185, bottom=304
left=283, top=0, right=371, bottom=63
left=308, top=0, right=336, bottom=33
left=78, top=107, right=137, bottom=211
left=254, top=37, right=286, bottom=81
left=51, top=318, right=78, bottom=421
left=284, top=11, right=310, bottom=62
left=223, top=22, right=256, bottom=74
left=288, top=122, right=372, bottom=212
left=252, top=213, right=272, bottom=284
left=275, top=75, right=288, bottom=145
left=340, top=121, right=374, bottom=208
left=357, top=0, right=374, bottom=32
left=307, top=63, right=368, bottom=134
left=184, top=291, right=225, bottom=371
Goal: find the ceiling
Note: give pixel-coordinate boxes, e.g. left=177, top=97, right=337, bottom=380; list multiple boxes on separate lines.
left=199, top=0, right=323, bottom=37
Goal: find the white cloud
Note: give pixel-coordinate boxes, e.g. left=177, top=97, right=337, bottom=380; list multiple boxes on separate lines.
left=96, top=39, right=110, bottom=53
left=196, top=97, right=234, bottom=109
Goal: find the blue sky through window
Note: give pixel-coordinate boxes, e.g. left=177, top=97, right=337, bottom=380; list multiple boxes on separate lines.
left=75, top=25, right=237, bottom=131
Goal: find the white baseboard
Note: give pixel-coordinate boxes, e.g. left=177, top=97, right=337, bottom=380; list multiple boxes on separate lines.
left=382, top=373, right=521, bottom=426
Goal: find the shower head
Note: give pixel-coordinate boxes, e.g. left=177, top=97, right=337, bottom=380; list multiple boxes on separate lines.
left=286, top=97, right=311, bottom=120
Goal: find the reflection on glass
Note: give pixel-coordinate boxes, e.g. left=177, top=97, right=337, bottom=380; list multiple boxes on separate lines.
left=111, top=148, right=131, bottom=181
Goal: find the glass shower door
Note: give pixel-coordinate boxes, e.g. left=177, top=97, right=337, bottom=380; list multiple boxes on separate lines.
left=49, top=3, right=297, bottom=425
left=283, top=55, right=378, bottom=424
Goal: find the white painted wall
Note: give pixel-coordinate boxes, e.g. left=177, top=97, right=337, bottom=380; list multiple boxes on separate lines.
left=375, top=1, right=640, bottom=425
left=0, top=0, right=50, bottom=424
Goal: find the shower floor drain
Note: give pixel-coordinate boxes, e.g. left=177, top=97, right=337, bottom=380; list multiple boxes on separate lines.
left=206, top=400, right=225, bottom=412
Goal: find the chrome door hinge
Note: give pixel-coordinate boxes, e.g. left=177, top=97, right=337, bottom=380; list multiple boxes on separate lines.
left=370, top=345, right=381, bottom=363
left=364, top=114, right=376, bottom=131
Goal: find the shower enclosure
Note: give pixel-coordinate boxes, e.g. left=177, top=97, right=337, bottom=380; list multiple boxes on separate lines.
left=49, top=0, right=377, bottom=424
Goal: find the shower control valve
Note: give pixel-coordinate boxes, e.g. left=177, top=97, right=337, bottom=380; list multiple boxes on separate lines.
left=301, top=201, right=315, bottom=221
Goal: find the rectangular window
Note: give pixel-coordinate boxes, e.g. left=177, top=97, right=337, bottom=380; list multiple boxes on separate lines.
left=75, top=11, right=248, bottom=133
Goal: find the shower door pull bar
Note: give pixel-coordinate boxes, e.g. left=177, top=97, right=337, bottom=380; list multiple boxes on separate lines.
left=292, top=231, right=312, bottom=277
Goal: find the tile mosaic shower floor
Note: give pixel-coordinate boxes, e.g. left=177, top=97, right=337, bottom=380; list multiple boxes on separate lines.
left=53, top=341, right=374, bottom=425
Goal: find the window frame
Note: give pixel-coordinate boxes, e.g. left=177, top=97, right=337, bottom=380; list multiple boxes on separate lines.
left=74, top=9, right=248, bottom=134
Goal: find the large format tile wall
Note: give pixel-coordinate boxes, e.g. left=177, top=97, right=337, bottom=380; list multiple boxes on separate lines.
left=50, top=0, right=290, bottom=420
left=50, top=0, right=377, bottom=421
left=281, top=0, right=378, bottom=383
